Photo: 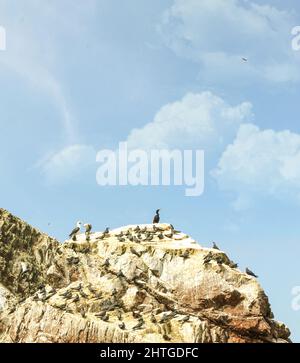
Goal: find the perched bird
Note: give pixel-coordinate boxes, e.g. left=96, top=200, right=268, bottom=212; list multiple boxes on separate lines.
left=80, top=290, right=89, bottom=299
left=95, top=311, right=107, bottom=318
left=128, top=235, right=134, bottom=242
left=118, top=237, right=126, bottom=243
left=112, top=288, right=117, bottom=296
left=87, top=284, right=97, bottom=294
left=117, top=310, right=123, bottom=320
left=150, top=314, right=157, bottom=323
left=146, top=235, right=153, bottom=241
left=203, top=252, right=213, bottom=265
left=132, top=311, right=142, bottom=319
left=212, top=242, right=220, bottom=250
left=119, top=322, right=126, bottom=330
left=130, top=247, right=142, bottom=258
left=246, top=268, right=258, bottom=278
left=60, top=290, right=72, bottom=299
left=103, top=259, right=110, bottom=268
left=71, top=283, right=82, bottom=291
left=164, top=232, right=173, bottom=239
left=229, top=261, right=238, bottom=269
left=150, top=269, right=160, bottom=278
left=153, top=209, right=160, bottom=224
left=133, top=236, right=140, bottom=243
left=157, top=233, right=164, bottom=240
left=104, top=227, right=110, bottom=235
left=117, top=270, right=125, bottom=278
left=101, top=314, right=109, bottom=322
left=133, top=318, right=144, bottom=330
left=84, top=223, right=92, bottom=234
left=69, top=221, right=82, bottom=241
left=134, top=226, right=141, bottom=233
left=181, top=251, right=190, bottom=259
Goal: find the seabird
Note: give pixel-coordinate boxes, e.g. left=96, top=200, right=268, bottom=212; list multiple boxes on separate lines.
left=117, top=270, right=125, bottom=278
left=246, top=268, right=258, bottom=278
left=80, top=290, right=89, bottom=299
left=203, top=252, right=213, bottom=264
left=130, top=247, right=142, bottom=258
left=132, top=236, right=139, bottom=243
left=157, top=233, right=164, bottom=240
left=104, top=227, right=110, bottom=235
left=212, top=242, right=220, bottom=250
left=79, top=307, right=86, bottom=318
left=95, top=311, right=106, bottom=318
left=118, top=237, right=126, bottom=243
left=69, top=221, right=82, bottom=241
left=101, top=314, right=109, bottom=322
left=151, top=314, right=157, bottom=323
left=71, top=283, right=82, bottom=291
left=229, top=260, right=238, bottom=268
left=242, top=57, right=248, bottom=62
left=181, top=251, right=190, bottom=259
left=150, top=269, right=160, bottom=278
left=60, top=290, right=72, bottom=299
left=84, top=223, right=92, bottom=234
left=132, top=311, right=142, bottom=319
left=103, top=259, right=110, bottom=268
left=153, top=209, right=160, bottom=224
left=117, top=310, right=123, bottom=320
left=134, top=226, right=141, bottom=233
left=133, top=318, right=144, bottom=330
left=112, top=288, right=117, bottom=296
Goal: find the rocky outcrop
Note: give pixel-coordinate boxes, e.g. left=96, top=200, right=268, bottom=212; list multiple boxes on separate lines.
left=0, top=208, right=291, bottom=343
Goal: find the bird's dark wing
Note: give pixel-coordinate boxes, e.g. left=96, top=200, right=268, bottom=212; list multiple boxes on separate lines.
left=69, top=227, right=79, bottom=237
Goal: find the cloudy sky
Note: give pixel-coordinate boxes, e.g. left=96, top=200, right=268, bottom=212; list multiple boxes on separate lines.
left=0, top=0, right=300, bottom=341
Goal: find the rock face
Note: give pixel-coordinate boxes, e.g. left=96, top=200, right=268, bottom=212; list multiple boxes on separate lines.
left=0, top=208, right=291, bottom=343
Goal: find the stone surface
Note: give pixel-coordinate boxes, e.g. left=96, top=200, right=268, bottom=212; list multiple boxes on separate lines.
left=0, top=208, right=291, bottom=343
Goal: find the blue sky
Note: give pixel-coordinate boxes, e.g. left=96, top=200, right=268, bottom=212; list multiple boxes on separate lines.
left=0, top=0, right=300, bottom=341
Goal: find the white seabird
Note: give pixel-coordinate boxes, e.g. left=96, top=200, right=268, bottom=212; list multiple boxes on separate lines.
left=69, top=221, right=82, bottom=240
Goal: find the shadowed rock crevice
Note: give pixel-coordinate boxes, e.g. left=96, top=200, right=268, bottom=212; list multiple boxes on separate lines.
left=0, top=208, right=291, bottom=343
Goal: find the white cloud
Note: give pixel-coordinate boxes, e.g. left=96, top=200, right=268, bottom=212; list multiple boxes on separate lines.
left=158, top=0, right=300, bottom=83
left=37, top=144, right=96, bottom=185
left=126, top=91, right=253, bottom=154
left=212, top=123, right=300, bottom=209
